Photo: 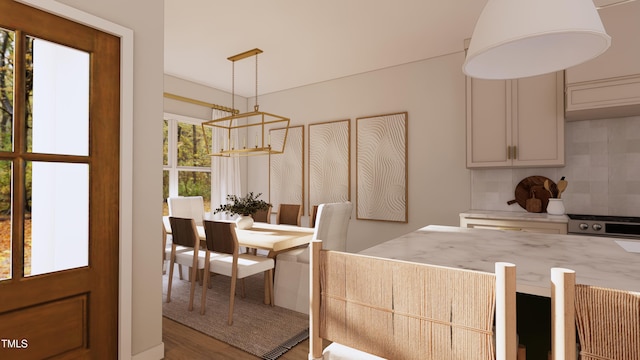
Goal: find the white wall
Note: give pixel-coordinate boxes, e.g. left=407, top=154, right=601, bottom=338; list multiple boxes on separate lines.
left=53, top=0, right=164, bottom=357
left=164, top=52, right=472, bottom=252
left=248, top=52, right=472, bottom=252
left=164, top=74, right=248, bottom=120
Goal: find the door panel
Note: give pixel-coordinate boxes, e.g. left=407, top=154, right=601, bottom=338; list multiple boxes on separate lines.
left=0, top=0, right=119, bottom=358
left=0, top=295, right=87, bottom=358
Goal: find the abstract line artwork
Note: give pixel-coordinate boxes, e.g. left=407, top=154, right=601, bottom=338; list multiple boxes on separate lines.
left=356, top=112, right=407, bottom=222
left=269, top=125, right=304, bottom=214
left=308, top=119, right=350, bottom=211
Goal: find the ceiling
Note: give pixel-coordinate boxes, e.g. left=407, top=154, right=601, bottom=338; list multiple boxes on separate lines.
left=164, top=0, right=488, bottom=98
left=164, top=0, right=623, bottom=98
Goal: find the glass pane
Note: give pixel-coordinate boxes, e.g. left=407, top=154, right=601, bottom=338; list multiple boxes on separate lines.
left=177, top=121, right=211, bottom=167
left=163, top=119, right=169, bottom=166
left=178, top=170, right=211, bottom=212
left=162, top=170, right=169, bottom=216
left=0, top=28, right=14, bottom=153
left=0, top=160, right=11, bottom=281
left=27, top=161, right=88, bottom=276
left=27, top=36, right=89, bottom=156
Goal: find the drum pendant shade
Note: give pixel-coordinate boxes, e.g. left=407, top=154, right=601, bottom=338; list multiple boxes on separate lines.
left=463, top=0, right=611, bottom=79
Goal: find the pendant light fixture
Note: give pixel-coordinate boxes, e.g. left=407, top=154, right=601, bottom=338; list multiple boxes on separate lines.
left=463, top=0, right=611, bottom=79
left=202, top=48, right=290, bottom=157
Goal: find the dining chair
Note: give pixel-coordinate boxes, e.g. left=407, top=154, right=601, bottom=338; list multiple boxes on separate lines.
left=274, top=201, right=352, bottom=313
left=200, top=220, right=275, bottom=325
left=252, top=205, right=272, bottom=223
left=551, top=267, right=640, bottom=360
left=167, top=196, right=206, bottom=275
left=276, top=203, right=302, bottom=226
left=167, top=196, right=205, bottom=225
left=309, top=240, right=518, bottom=360
left=166, top=217, right=206, bottom=311
left=309, top=204, right=319, bottom=228
left=163, top=221, right=186, bottom=279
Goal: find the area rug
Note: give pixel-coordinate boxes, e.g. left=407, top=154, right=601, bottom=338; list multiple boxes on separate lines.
left=162, top=271, right=308, bottom=359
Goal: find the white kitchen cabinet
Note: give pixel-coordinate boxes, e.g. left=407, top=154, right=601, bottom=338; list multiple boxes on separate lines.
left=466, top=71, right=565, bottom=168
left=460, top=211, right=568, bottom=234
left=565, top=1, right=640, bottom=121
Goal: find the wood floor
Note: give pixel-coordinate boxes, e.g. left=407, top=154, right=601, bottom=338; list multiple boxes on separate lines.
left=162, top=317, right=310, bottom=360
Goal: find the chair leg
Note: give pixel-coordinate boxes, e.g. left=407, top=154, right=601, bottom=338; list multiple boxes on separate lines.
left=166, top=254, right=175, bottom=303
left=178, top=264, right=183, bottom=280
left=228, top=275, right=237, bottom=325
left=266, top=269, right=274, bottom=306
left=200, top=254, right=211, bottom=315
left=263, top=271, right=273, bottom=305
left=188, top=263, right=198, bottom=312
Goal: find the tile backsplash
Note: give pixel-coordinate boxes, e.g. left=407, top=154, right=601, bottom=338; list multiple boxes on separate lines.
left=471, top=115, right=640, bottom=216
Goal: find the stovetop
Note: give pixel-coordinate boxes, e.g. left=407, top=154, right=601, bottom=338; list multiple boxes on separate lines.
left=567, top=214, right=640, bottom=224
left=567, top=213, right=640, bottom=238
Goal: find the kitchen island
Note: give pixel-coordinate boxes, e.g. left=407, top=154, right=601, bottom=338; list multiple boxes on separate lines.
left=359, top=225, right=640, bottom=297
left=359, top=225, right=640, bottom=359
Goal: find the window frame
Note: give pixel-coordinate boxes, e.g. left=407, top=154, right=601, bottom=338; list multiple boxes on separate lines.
left=163, top=112, right=212, bottom=203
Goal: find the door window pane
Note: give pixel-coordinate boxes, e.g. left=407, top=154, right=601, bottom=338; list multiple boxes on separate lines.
left=177, top=121, right=211, bottom=167
left=0, top=160, right=11, bottom=281
left=0, top=28, right=14, bottom=153
left=178, top=170, right=211, bottom=212
left=27, top=161, right=88, bottom=276
left=27, top=36, right=89, bottom=156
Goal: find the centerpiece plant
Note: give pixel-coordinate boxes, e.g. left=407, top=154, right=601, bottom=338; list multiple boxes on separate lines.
left=213, top=193, right=271, bottom=229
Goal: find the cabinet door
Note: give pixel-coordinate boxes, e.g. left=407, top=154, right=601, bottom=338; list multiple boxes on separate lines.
left=566, top=1, right=640, bottom=84
left=513, top=72, right=565, bottom=167
left=565, top=1, right=640, bottom=120
left=466, top=77, right=512, bottom=167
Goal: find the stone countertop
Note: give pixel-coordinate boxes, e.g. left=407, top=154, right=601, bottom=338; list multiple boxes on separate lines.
left=460, top=209, right=569, bottom=223
left=359, top=225, right=639, bottom=297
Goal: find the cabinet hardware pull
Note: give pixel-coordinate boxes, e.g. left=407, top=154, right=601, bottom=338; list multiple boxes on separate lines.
left=513, top=146, right=517, bottom=159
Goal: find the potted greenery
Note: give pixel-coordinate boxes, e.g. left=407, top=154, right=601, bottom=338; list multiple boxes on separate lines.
left=213, top=192, right=271, bottom=229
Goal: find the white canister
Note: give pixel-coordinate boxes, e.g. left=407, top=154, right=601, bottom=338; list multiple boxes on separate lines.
left=546, top=199, right=565, bottom=215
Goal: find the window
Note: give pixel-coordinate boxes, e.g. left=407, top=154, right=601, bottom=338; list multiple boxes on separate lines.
left=163, top=113, right=213, bottom=215
left=1, top=31, right=93, bottom=280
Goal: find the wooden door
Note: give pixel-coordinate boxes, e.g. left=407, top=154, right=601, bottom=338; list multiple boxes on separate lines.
left=0, top=1, right=120, bottom=359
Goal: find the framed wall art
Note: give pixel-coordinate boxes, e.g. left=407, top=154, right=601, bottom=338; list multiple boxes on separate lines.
left=308, top=119, right=350, bottom=212
left=269, top=125, right=304, bottom=214
left=356, top=112, right=407, bottom=222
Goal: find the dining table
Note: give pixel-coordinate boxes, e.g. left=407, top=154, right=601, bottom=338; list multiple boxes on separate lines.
left=163, top=216, right=315, bottom=256
left=163, top=216, right=315, bottom=304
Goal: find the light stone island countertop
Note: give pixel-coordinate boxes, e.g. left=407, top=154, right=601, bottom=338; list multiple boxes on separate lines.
left=359, top=225, right=640, bottom=297
left=459, top=209, right=569, bottom=223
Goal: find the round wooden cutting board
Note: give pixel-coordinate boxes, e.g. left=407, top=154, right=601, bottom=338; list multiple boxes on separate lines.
left=508, top=176, right=558, bottom=212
